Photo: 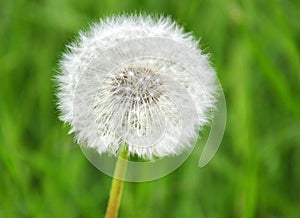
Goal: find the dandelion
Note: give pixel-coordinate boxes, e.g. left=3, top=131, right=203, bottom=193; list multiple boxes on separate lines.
left=56, top=14, right=218, bottom=218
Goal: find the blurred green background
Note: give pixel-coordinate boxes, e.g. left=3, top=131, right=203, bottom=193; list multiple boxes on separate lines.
left=1, top=0, right=300, bottom=217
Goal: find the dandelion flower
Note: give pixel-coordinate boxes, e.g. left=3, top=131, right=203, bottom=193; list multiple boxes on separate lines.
left=57, top=14, right=217, bottom=161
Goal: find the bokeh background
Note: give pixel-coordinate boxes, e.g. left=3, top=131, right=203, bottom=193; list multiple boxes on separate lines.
left=1, top=0, right=300, bottom=217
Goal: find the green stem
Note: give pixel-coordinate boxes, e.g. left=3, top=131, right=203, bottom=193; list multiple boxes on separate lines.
left=105, top=149, right=128, bottom=218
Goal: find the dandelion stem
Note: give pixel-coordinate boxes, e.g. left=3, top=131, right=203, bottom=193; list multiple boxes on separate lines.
left=105, top=148, right=128, bottom=218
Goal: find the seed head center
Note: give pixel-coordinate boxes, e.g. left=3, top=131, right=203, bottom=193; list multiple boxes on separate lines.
left=111, top=67, right=163, bottom=105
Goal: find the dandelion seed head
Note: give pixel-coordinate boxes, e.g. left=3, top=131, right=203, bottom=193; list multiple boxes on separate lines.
left=57, top=14, right=217, bottom=160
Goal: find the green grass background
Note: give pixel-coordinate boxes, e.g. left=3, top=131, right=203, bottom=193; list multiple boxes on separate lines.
left=1, top=0, right=300, bottom=217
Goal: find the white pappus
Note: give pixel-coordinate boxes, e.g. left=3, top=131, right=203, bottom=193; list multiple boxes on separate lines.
left=56, top=14, right=217, bottom=160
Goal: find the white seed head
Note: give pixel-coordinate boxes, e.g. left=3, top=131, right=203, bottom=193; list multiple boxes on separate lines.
left=56, top=14, right=217, bottom=160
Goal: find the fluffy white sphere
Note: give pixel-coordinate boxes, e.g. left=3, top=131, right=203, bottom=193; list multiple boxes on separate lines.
left=57, top=14, right=217, bottom=160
